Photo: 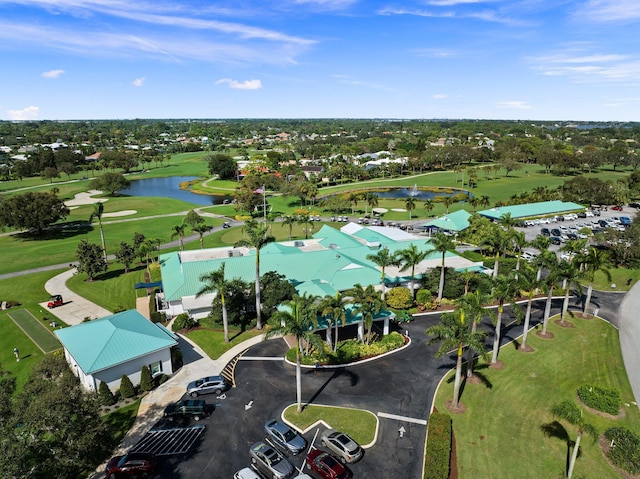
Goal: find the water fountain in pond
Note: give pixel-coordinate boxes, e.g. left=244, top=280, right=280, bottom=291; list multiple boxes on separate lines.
left=410, top=184, right=418, bottom=196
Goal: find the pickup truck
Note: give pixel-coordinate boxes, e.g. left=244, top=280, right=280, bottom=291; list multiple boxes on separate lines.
left=163, top=399, right=210, bottom=421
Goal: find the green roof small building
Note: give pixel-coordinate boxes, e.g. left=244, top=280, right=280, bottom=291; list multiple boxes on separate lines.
left=55, top=309, right=178, bottom=393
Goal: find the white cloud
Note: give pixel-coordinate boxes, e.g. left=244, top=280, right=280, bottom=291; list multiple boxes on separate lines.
left=7, top=106, right=40, bottom=120
left=433, top=94, right=448, bottom=99
left=41, top=69, right=65, bottom=78
left=215, top=78, right=263, bottom=90
left=132, top=77, right=145, bottom=87
left=575, top=0, right=640, bottom=22
left=497, top=101, right=534, bottom=110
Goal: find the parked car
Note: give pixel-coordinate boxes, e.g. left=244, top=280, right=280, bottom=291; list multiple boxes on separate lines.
left=628, top=203, right=640, bottom=209
left=540, top=227, right=550, bottom=237
left=550, top=236, right=563, bottom=245
left=105, top=452, right=157, bottom=478
left=264, top=419, right=307, bottom=455
left=234, top=467, right=263, bottom=479
left=223, top=222, right=231, bottom=228
left=163, top=399, right=209, bottom=421
left=305, top=450, right=352, bottom=479
left=566, top=232, right=578, bottom=240
left=320, top=429, right=363, bottom=464
left=551, top=228, right=562, bottom=237
left=612, top=205, right=624, bottom=211
left=620, top=216, right=632, bottom=225
left=187, top=375, right=229, bottom=397
left=250, top=441, right=295, bottom=479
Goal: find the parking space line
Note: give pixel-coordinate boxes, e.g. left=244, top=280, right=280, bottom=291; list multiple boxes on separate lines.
left=131, top=425, right=206, bottom=456
left=377, top=412, right=427, bottom=425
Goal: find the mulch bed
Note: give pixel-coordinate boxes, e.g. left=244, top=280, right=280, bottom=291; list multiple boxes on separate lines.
left=489, top=360, right=504, bottom=370
left=536, top=330, right=555, bottom=339
left=555, top=319, right=575, bottom=328
left=599, top=436, right=640, bottom=479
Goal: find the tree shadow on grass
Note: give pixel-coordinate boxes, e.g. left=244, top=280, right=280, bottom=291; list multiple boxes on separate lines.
left=96, top=264, right=146, bottom=281
left=541, top=420, right=580, bottom=476
left=15, top=221, right=94, bottom=241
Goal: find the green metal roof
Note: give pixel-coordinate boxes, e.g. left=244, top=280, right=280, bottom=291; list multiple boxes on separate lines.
left=479, top=200, right=585, bottom=220
left=54, top=310, right=178, bottom=374
left=423, top=209, right=472, bottom=232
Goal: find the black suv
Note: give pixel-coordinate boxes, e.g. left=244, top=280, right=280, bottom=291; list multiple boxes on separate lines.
left=540, top=227, right=550, bottom=236
left=163, top=399, right=210, bottom=421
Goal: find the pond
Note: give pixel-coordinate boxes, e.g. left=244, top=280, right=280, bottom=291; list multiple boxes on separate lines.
left=118, top=176, right=230, bottom=206
left=347, top=185, right=471, bottom=201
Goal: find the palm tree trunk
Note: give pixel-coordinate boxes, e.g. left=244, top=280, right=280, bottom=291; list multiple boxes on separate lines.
left=492, top=253, right=499, bottom=278
left=466, top=321, right=477, bottom=378
left=491, top=306, right=503, bottom=363
left=567, top=431, right=582, bottom=478
left=326, top=323, right=332, bottom=351
left=583, top=283, right=593, bottom=315
left=295, top=342, right=302, bottom=413
left=561, top=287, right=570, bottom=321
left=437, top=258, right=445, bottom=304
left=452, top=346, right=463, bottom=408
left=334, top=322, right=339, bottom=352
left=541, top=286, right=553, bottom=335
left=520, top=299, right=533, bottom=350
left=222, top=300, right=229, bottom=343
left=255, top=256, right=262, bottom=329
left=99, top=222, right=107, bottom=262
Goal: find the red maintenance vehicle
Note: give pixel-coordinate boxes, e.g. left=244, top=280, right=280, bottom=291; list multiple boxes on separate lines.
left=47, top=295, right=63, bottom=308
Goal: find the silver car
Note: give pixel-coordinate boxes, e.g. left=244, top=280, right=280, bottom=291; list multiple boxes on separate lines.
left=264, top=419, right=307, bottom=455
left=186, top=375, right=229, bottom=397
left=249, top=441, right=294, bottom=479
left=320, top=429, right=363, bottom=464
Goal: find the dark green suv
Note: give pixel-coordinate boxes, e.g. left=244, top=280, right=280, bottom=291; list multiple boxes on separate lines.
left=163, top=399, right=209, bottom=421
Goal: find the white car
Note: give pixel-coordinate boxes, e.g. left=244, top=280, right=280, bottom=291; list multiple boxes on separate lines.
left=234, top=467, right=262, bottom=479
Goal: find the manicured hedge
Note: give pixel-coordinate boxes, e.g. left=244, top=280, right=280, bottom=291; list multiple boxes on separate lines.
left=604, top=427, right=640, bottom=474
left=424, top=411, right=452, bottom=479
left=577, top=384, right=621, bottom=415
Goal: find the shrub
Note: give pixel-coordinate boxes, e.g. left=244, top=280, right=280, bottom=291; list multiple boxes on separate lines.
left=119, top=375, right=135, bottom=399
left=577, top=384, right=621, bottom=415
left=98, top=380, right=116, bottom=406
left=171, top=313, right=196, bottom=332
left=139, top=366, right=154, bottom=392
left=604, top=427, right=640, bottom=474
left=385, top=287, right=413, bottom=309
left=150, top=311, right=166, bottom=323
left=425, top=412, right=452, bottom=479
left=416, top=289, right=432, bottom=307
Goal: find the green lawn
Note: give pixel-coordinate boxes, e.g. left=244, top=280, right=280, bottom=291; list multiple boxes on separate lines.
left=103, top=399, right=141, bottom=445
left=433, top=316, right=640, bottom=479
left=283, top=404, right=377, bottom=446
left=185, top=328, right=265, bottom=360
left=7, top=309, right=62, bottom=353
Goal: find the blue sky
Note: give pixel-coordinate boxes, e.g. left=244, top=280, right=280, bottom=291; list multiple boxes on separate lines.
left=1, top=0, right=639, bottom=121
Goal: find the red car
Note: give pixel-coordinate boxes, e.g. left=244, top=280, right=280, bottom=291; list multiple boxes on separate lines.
left=106, top=452, right=157, bottom=478
left=306, top=449, right=352, bottom=479
left=47, top=294, right=63, bottom=308
left=612, top=205, right=624, bottom=211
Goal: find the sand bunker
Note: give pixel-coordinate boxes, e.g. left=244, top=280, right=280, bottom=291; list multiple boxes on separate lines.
left=103, top=210, right=137, bottom=217
left=391, top=208, right=407, bottom=212
left=65, top=190, right=107, bottom=207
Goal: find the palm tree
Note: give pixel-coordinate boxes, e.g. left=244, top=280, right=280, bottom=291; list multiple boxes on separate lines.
left=426, top=308, right=487, bottom=409
left=234, top=219, right=276, bottom=330
left=266, top=294, right=320, bottom=412
left=281, top=215, right=297, bottom=241
left=171, top=224, right=187, bottom=251
left=509, top=230, right=527, bottom=279
left=366, top=247, right=400, bottom=300
left=397, top=243, right=428, bottom=298
left=479, top=194, right=490, bottom=209
left=197, top=262, right=231, bottom=343
left=192, top=224, right=213, bottom=249
left=482, top=226, right=510, bottom=278
left=469, top=196, right=479, bottom=213
left=347, top=283, right=384, bottom=344
left=580, top=247, right=611, bottom=316
left=539, top=252, right=559, bottom=336
left=405, top=196, right=416, bottom=219
left=89, top=202, right=107, bottom=262
left=363, top=192, right=378, bottom=215
left=442, top=195, right=455, bottom=214
left=426, top=232, right=456, bottom=304
left=348, top=192, right=360, bottom=215
left=319, top=293, right=348, bottom=352
left=517, top=265, right=542, bottom=351
left=490, top=273, right=521, bottom=365
left=557, top=259, right=581, bottom=324
left=457, top=290, right=493, bottom=378
left=423, top=198, right=435, bottom=216
left=549, top=401, right=598, bottom=479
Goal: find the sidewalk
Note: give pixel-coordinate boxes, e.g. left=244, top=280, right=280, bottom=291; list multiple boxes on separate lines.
left=42, top=268, right=112, bottom=325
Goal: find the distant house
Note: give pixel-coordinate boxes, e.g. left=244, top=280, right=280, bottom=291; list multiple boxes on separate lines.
left=54, top=310, right=178, bottom=393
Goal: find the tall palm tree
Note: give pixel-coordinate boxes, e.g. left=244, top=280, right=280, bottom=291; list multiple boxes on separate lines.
left=319, top=292, right=348, bottom=352
left=366, top=247, right=400, bottom=300
left=549, top=401, right=598, bottom=479
left=580, top=247, right=611, bottom=316
left=197, top=262, right=231, bottom=343
left=171, top=224, right=187, bottom=251
left=348, top=192, right=360, bottom=215
left=539, top=252, right=560, bottom=336
left=192, top=224, right=213, bottom=249
left=557, top=259, right=581, bottom=324
left=266, top=294, right=320, bottom=412
left=481, top=225, right=510, bottom=278
left=426, top=232, right=456, bottom=304
left=490, top=273, right=521, bottom=365
left=397, top=243, right=428, bottom=298
left=405, top=196, right=416, bottom=219
left=89, top=202, right=108, bottom=262
left=234, top=219, right=276, bottom=330
left=479, top=194, right=490, bottom=209
left=347, top=283, right=384, bottom=344
left=517, top=265, right=542, bottom=351
left=423, top=198, right=435, bottom=216
left=442, top=195, right=455, bottom=214
left=457, top=290, right=494, bottom=378
left=426, top=308, right=487, bottom=409
left=281, top=215, right=297, bottom=241
left=510, top=230, right=527, bottom=279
